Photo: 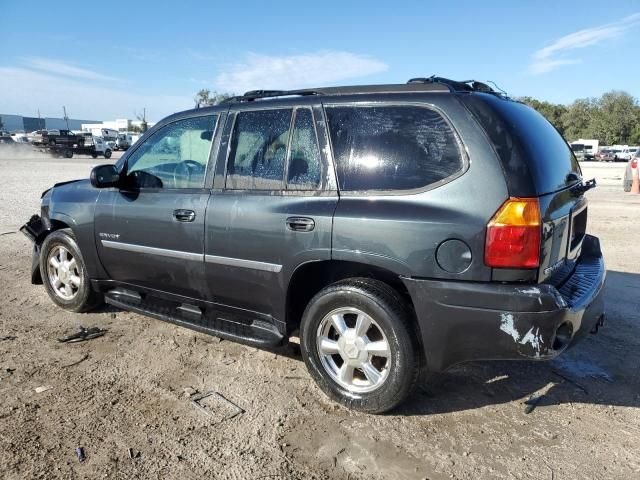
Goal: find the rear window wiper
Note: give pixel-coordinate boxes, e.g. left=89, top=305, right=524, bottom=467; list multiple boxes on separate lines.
left=570, top=178, right=596, bottom=197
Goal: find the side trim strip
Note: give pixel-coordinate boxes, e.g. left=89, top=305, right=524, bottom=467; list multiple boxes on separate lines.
left=205, top=254, right=282, bottom=273
left=101, top=240, right=203, bottom=261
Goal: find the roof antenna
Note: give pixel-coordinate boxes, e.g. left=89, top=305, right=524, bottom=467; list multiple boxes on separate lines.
left=485, top=80, right=508, bottom=96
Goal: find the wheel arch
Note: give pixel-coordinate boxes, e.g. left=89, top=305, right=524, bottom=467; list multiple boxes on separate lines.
left=285, top=260, right=423, bottom=360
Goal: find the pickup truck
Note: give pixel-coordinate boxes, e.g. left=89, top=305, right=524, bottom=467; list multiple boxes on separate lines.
left=32, top=129, right=85, bottom=148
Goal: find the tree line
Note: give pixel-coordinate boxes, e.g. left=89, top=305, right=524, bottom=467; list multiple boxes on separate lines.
left=518, top=91, right=640, bottom=145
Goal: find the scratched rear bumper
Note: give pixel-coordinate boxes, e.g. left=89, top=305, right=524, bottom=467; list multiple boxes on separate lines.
left=402, top=235, right=606, bottom=372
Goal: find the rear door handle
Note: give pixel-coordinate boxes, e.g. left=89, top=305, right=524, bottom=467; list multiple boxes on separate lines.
left=173, top=209, right=196, bottom=222
left=286, top=216, right=315, bottom=232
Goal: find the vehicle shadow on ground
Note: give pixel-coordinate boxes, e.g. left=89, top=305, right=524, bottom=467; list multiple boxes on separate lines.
left=398, top=270, right=640, bottom=416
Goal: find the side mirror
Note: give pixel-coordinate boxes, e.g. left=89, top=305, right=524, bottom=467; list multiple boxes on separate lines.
left=90, top=164, right=120, bottom=188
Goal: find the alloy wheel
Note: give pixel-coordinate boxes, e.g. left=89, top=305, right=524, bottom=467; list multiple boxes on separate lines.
left=47, top=246, right=81, bottom=300
left=316, top=307, right=391, bottom=393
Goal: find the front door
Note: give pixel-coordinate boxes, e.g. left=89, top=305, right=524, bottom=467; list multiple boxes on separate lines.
left=204, top=105, right=338, bottom=324
left=95, top=114, right=219, bottom=299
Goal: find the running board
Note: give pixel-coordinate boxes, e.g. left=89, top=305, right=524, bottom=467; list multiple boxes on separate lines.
left=104, top=289, right=283, bottom=348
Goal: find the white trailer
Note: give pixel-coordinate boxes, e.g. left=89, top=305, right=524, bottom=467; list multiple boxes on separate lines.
left=570, top=139, right=599, bottom=161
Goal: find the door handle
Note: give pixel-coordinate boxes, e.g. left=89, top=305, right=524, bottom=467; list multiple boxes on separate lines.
left=286, top=216, right=315, bottom=232
left=173, top=209, right=196, bottom=222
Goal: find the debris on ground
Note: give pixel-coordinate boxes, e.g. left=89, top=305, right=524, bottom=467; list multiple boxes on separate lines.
left=127, top=448, right=140, bottom=459
left=0, top=335, right=17, bottom=341
left=75, top=447, right=85, bottom=462
left=182, top=386, right=197, bottom=398
left=61, top=353, right=89, bottom=368
left=58, top=326, right=107, bottom=343
left=34, top=385, right=53, bottom=393
left=191, top=390, right=244, bottom=422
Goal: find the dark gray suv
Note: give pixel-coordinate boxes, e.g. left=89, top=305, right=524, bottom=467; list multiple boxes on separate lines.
left=22, top=78, right=606, bottom=413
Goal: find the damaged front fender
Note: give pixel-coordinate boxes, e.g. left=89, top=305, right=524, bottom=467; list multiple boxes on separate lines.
left=20, top=215, right=48, bottom=284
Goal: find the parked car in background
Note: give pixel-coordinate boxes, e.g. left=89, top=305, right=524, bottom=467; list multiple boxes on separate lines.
left=611, top=146, right=637, bottom=161
left=10, top=133, right=30, bottom=143
left=0, top=135, right=33, bottom=153
left=570, top=143, right=586, bottom=161
left=114, top=133, right=131, bottom=151
left=595, top=149, right=616, bottom=162
left=20, top=78, right=606, bottom=413
left=570, top=139, right=599, bottom=161
left=76, top=133, right=113, bottom=159
left=623, top=150, right=639, bottom=192
left=32, top=129, right=85, bottom=148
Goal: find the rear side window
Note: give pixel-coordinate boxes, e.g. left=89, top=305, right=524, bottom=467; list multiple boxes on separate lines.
left=287, top=108, right=321, bottom=190
left=326, top=105, right=464, bottom=191
left=226, top=109, right=292, bottom=190
left=463, top=95, right=581, bottom=196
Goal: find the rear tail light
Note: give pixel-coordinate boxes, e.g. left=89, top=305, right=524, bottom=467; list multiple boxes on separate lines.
left=632, top=159, right=638, bottom=169
left=485, top=198, right=541, bottom=268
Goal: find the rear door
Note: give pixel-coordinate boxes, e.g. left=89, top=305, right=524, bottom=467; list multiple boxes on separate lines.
left=204, top=104, right=338, bottom=323
left=94, top=113, right=219, bottom=298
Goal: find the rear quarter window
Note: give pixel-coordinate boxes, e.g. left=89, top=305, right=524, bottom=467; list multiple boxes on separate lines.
left=463, top=94, right=581, bottom=196
left=325, top=105, right=464, bottom=192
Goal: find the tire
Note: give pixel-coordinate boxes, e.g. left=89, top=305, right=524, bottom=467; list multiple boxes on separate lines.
left=104, top=149, right=112, bottom=159
left=91, top=152, right=98, bottom=159
left=40, top=229, right=103, bottom=313
left=300, top=278, right=419, bottom=413
left=624, top=180, right=632, bottom=192
left=64, top=149, right=73, bottom=159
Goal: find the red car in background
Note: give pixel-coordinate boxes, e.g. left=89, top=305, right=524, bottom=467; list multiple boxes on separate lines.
left=596, top=149, right=616, bottom=162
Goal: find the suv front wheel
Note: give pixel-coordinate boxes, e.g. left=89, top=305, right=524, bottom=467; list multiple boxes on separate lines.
left=40, top=229, right=103, bottom=312
left=300, top=278, right=419, bottom=413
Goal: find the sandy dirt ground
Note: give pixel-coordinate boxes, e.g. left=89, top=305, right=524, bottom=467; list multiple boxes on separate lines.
left=0, top=154, right=639, bottom=480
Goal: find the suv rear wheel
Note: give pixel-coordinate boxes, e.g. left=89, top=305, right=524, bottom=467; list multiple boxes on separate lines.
left=40, top=229, right=103, bottom=312
left=300, top=278, right=419, bottom=413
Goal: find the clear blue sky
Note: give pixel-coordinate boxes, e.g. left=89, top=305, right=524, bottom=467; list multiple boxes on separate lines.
left=1, top=0, right=639, bottom=121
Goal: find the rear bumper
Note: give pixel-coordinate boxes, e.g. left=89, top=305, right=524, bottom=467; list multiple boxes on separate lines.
left=402, top=235, right=606, bottom=372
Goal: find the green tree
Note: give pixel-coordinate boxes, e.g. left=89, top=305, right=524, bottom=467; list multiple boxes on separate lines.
left=590, top=91, right=638, bottom=145
left=194, top=89, right=234, bottom=107
left=561, top=98, right=597, bottom=141
left=630, top=124, right=640, bottom=145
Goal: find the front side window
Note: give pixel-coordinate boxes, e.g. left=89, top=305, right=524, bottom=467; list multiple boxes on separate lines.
left=226, top=109, right=292, bottom=190
left=126, top=115, right=216, bottom=189
left=326, top=105, right=464, bottom=191
left=287, top=108, right=321, bottom=190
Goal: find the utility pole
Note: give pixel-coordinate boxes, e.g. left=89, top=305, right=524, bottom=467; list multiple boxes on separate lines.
left=38, top=108, right=43, bottom=130
left=63, top=106, right=69, bottom=130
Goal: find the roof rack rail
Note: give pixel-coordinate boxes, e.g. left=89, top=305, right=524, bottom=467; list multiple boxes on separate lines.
left=223, top=88, right=323, bottom=103
left=407, top=76, right=506, bottom=97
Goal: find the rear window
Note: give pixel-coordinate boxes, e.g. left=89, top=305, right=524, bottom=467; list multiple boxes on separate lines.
left=463, top=94, right=581, bottom=196
left=325, top=105, right=464, bottom=191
